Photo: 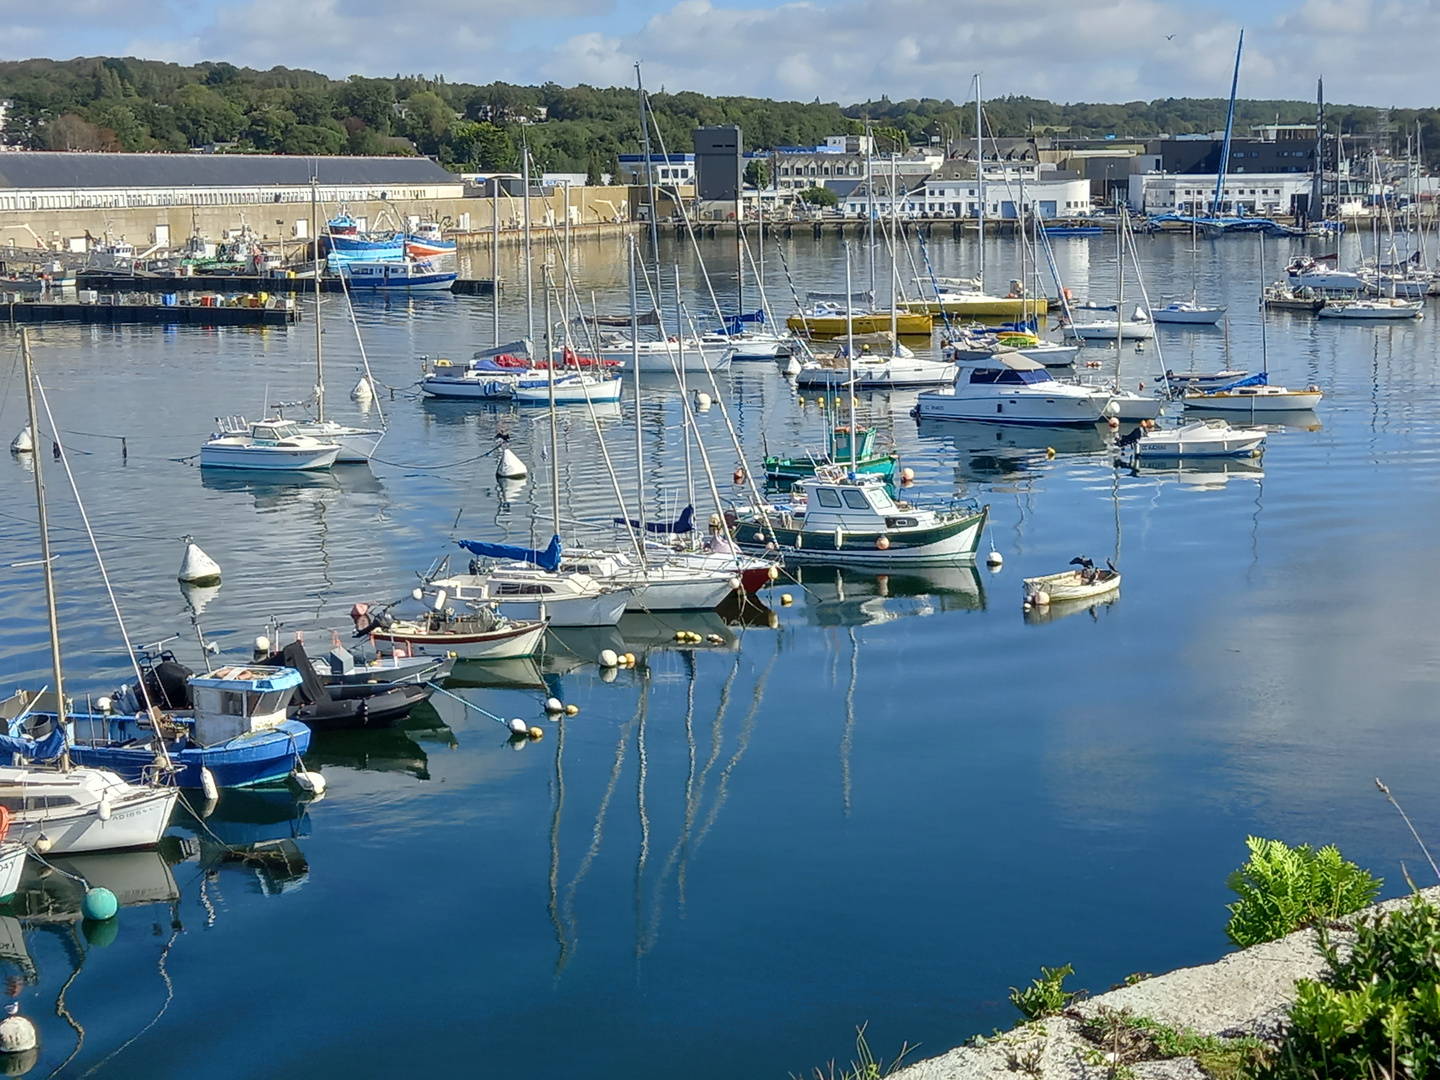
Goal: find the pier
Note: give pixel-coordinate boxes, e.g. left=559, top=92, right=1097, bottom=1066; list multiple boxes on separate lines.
left=3, top=297, right=299, bottom=326
left=76, top=272, right=495, bottom=296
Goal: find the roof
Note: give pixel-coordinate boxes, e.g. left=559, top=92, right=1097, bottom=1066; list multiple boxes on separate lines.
left=0, top=152, right=458, bottom=190
left=960, top=353, right=1047, bottom=371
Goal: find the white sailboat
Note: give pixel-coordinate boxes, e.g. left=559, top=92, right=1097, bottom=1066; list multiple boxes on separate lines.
left=1153, top=218, right=1226, bottom=325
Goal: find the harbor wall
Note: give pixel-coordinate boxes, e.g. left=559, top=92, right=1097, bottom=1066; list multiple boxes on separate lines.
left=0, top=186, right=651, bottom=259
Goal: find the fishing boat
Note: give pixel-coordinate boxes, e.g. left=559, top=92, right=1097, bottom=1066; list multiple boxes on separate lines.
left=763, top=426, right=898, bottom=483
left=1317, top=297, right=1424, bottom=320
left=730, top=469, right=988, bottom=566
left=787, top=303, right=933, bottom=337
left=340, top=258, right=457, bottom=291
left=912, top=355, right=1110, bottom=426
left=1023, top=557, right=1120, bottom=605
left=404, top=221, right=457, bottom=259
left=200, top=418, right=340, bottom=471
left=256, top=641, right=434, bottom=731
left=1151, top=300, right=1227, bottom=325
left=356, top=605, right=549, bottom=661
left=1118, top=418, right=1267, bottom=458
left=67, top=658, right=313, bottom=788
left=323, top=211, right=403, bottom=260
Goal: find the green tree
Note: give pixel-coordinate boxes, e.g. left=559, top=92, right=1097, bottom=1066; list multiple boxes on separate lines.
left=586, top=149, right=603, bottom=185
left=281, top=123, right=345, bottom=155
left=798, top=185, right=837, bottom=207
left=451, top=120, right=515, bottom=171
left=743, top=158, right=769, bottom=189
left=403, top=90, right=455, bottom=156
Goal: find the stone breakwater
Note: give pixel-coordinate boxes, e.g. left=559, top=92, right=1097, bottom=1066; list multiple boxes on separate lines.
left=890, top=885, right=1440, bottom=1080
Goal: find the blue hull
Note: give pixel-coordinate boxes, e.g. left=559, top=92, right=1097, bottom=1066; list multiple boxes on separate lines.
left=70, top=719, right=311, bottom=789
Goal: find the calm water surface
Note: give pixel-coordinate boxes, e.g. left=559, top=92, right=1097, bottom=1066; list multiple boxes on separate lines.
left=0, top=228, right=1437, bottom=1078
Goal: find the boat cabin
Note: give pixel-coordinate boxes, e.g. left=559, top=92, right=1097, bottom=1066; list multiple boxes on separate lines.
left=797, top=473, right=918, bottom=532
left=188, top=666, right=301, bottom=746
left=250, top=420, right=302, bottom=444
left=955, top=355, right=1054, bottom=388
left=830, top=426, right=878, bottom=461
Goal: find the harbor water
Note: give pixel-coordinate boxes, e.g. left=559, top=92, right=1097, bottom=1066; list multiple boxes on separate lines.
left=0, top=228, right=1437, bottom=1078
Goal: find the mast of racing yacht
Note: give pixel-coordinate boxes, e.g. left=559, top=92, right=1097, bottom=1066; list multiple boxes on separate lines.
left=676, top=264, right=695, bottom=510
left=492, top=175, right=501, bottom=348
left=311, top=174, right=324, bottom=423
left=22, top=329, right=67, bottom=758
left=523, top=137, right=535, bottom=345
left=1114, top=206, right=1125, bottom=389
left=890, top=153, right=900, bottom=343
left=544, top=265, right=561, bottom=538
left=844, top=241, right=857, bottom=472
left=637, top=64, right=663, bottom=336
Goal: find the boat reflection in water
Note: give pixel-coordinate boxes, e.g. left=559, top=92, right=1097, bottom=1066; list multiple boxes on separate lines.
left=199, top=463, right=384, bottom=507
left=916, top=417, right=1112, bottom=486
left=1179, top=406, right=1321, bottom=432
left=307, top=714, right=455, bottom=782
left=11, top=846, right=184, bottom=924
left=1127, top=455, right=1265, bottom=491
left=793, top=564, right=987, bottom=627
left=1023, top=591, right=1120, bottom=626
left=172, top=788, right=312, bottom=897
left=446, top=655, right=548, bottom=692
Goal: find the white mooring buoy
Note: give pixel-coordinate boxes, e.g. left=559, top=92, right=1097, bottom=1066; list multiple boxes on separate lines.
left=496, top=447, right=527, bottom=480
left=0, top=1006, right=38, bottom=1055
left=9, top=425, right=33, bottom=454
left=352, top=375, right=374, bottom=401
left=177, top=536, right=221, bottom=587
left=986, top=550, right=1004, bottom=570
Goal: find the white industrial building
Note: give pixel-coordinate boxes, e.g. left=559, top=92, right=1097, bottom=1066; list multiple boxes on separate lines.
left=846, top=163, right=1091, bottom=219
left=0, top=152, right=464, bottom=213
left=1127, top=172, right=1314, bottom=216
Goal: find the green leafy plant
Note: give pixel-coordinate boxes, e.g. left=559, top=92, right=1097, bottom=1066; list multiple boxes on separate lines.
left=1010, top=964, right=1080, bottom=1020
left=793, top=1024, right=916, bottom=1080
left=1263, top=896, right=1440, bottom=1079
left=1224, top=837, right=1382, bottom=947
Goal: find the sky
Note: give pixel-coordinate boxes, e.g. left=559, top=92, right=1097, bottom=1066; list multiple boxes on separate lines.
left=1, top=0, right=1436, bottom=107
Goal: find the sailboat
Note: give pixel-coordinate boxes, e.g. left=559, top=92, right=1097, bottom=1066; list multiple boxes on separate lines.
left=1, top=331, right=179, bottom=847
left=1153, top=218, right=1226, bottom=325
left=287, top=179, right=385, bottom=462
left=1098, top=208, right=1165, bottom=420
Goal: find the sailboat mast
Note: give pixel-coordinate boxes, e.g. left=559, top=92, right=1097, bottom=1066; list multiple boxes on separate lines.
left=523, top=140, right=535, bottom=344
left=975, top=74, right=985, bottom=288
left=21, top=329, right=66, bottom=738
left=629, top=239, right=648, bottom=543
left=312, top=176, right=324, bottom=423
left=492, top=176, right=501, bottom=348
left=865, top=125, right=876, bottom=299
left=844, top=241, right=857, bottom=473
left=890, top=152, right=899, bottom=341
left=1259, top=229, right=1269, bottom=377
left=1114, top=207, right=1125, bottom=388
left=1211, top=30, right=1244, bottom=217
left=677, top=264, right=695, bottom=509
left=545, top=265, right=560, bottom=537
left=636, top=65, right=663, bottom=335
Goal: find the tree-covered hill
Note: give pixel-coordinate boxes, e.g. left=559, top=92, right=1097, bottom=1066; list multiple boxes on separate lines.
left=0, top=56, right=1432, bottom=174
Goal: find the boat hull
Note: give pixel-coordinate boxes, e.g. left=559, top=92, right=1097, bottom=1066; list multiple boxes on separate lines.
left=588, top=346, right=731, bottom=373
left=71, top=719, right=312, bottom=788
left=903, top=297, right=1049, bottom=317
left=1183, top=390, right=1323, bottom=411
left=623, top=573, right=737, bottom=612
left=6, top=788, right=177, bottom=853
left=0, top=844, right=26, bottom=904
left=764, top=453, right=898, bottom=483
left=511, top=379, right=624, bottom=404
left=914, top=389, right=1108, bottom=426
left=374, top=620, right=548, bottom=660
left=421, top=374, right=517, bottom=399
left=1152, top=306, right=1226, bottom=325
left=199, top=444, right=339, bottom=470
left=1317, top=302, right=1424, bottom=320
left=795, top=361, right=955, bottom=389
left=735, top=507, right=988, bottom=566
left=1023, top=569, right=1120, bottom=603
left=1069, top=321, right=1156, bottom=340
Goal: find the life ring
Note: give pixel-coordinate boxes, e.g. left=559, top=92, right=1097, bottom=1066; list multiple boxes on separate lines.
left=0, top=805, right=10, bottom=842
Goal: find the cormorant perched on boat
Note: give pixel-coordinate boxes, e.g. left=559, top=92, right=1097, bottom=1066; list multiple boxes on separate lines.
left=1115, top=426, right=1145, bottom=449
left=1070, top=555, right=1098, bottom=584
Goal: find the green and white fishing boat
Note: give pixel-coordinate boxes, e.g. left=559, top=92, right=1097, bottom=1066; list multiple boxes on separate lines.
left=730, top=469, right=988, bottom=566
left=762, top=426, right=899, bottom=484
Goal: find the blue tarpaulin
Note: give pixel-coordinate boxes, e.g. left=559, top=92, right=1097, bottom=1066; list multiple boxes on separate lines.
left=1214, top=372, right=1270, bottom=391
left=457, top=534, right=562, bottom=572
left=613, top=505, right=695, bottom=535
left=0, top=725, right=67, bottom=761
left=716, top=310, right=766, bottom=334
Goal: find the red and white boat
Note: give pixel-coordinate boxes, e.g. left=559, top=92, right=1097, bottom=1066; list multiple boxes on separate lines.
left=404, top=221, right=457, bottom=259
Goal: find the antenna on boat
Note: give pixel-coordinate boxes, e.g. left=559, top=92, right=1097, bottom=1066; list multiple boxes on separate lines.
left=21, top=330, right=67, bottom=767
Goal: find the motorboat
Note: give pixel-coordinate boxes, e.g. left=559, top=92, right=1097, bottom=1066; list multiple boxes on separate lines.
left=0, top=762, right=177, bottom=853
left=1151, top=300, right=1226, bottom=325
left=1286, top=255, right=1366, bottom=292
left=339, top=257, right=457, bottom=290
left=357, top=604, right=549, bottom=661
left=200, top=418, right=340, bottom=471
left=1317, top=297, right=1424, bottom=320
left=1119, top=418, right=1267, bottom=458
left=404, top=221, right=457, bottom=259
left=1023, top=557, right=1120, bottom=605
left=1263, top=285, right=1326, bottom=313
left=257, top=641, right=436, bottom=731
left=1066, top=308, right=1156, bottom=340
left=912, top=354, right=1110, bottom=426
left=66, top=658, right=313, bottom=789
left=430, top=537, right=631, bottom=627
left=305, top=644, right=454, bottom=689
left=763, top=426, right=898, bottom=483
left=730, top=470, right=988, bottom=566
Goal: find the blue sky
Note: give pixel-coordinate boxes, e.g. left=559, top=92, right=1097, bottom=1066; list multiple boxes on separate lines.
left=1, top=0, right=1435, bottom=106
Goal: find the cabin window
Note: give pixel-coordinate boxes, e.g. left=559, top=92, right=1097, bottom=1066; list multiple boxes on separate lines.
left=815, top=488, right=843, bottom=508
left=219, top=690, right=247, bottom=716
left=967, top=368, right=1003, bottom=384
left=868, top=488, right=896, bottom=511
left=842, top=490, right=871, bottom=510
left=253, top=425, right=280, bottom=440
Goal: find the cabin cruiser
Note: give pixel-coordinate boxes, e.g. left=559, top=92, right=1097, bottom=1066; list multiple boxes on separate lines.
left=200, top=418, right=340, bottom=471
left=912, top=355, right=1110, bottom=426
left=1118, top=418, right=1267, bottom=458
left=730, top=470, right=987, bottom=566
left=1286, top=255, right=1366, bottom=293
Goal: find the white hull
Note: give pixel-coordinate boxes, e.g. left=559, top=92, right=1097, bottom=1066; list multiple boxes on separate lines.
left=1367, top=277, right=1429, bottom=298
left=589, top=344, right=733, bottom=373
left=1106, top=392, right=1165, bottom=420
left=1289, top=270, right=1366, bottom=291
left=199, top=444, right=339, bottom=470
left=1152, top=305, right=1226, bottom=325
left=421, top=374, right=518, bottom=399
left=7, top=788, right=177, bottom=854
left=511, top=379, right=624, bottom=404
left=379, top=621, right=547, bottom=660
left=1135, top=421, right=1266, bottom=458
left=490, top=591, right=629, bottom=627
left=1318, top=300, right=1424, bottom=320
left=1023, top=569, right=1121, bottom=603
left=622, top=572, right=737, bottom=612
left=1069, top=320, right=1156, bottom=340
left=796, top=358, right=956, bottom=389
left=0, top=844, right=25, bottom=902
left=787, top=517, right=986, bottom=567
left=291, top=422, right=383, bottom=464
left=916, top=390, right=1108, bottom=426
left=1185, top=389, right=1323, bottom=411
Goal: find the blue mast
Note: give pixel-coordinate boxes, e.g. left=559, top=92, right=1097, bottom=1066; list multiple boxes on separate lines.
left=1211, top=30, right=1244, bottom=217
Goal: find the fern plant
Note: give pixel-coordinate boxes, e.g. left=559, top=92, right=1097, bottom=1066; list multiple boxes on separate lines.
left=1224, top=837, right=1381, bottom=947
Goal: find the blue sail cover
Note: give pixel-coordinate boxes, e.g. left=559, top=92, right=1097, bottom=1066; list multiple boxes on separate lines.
left=717, top=310, right=767, bottom=334
left=457, top=534, right=562, bottom=572
left=1214, top=372, right=1270, bottom=391
left=613, top=505, right=695, bottom=535
left=0, top=725, right=67, bottom=761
